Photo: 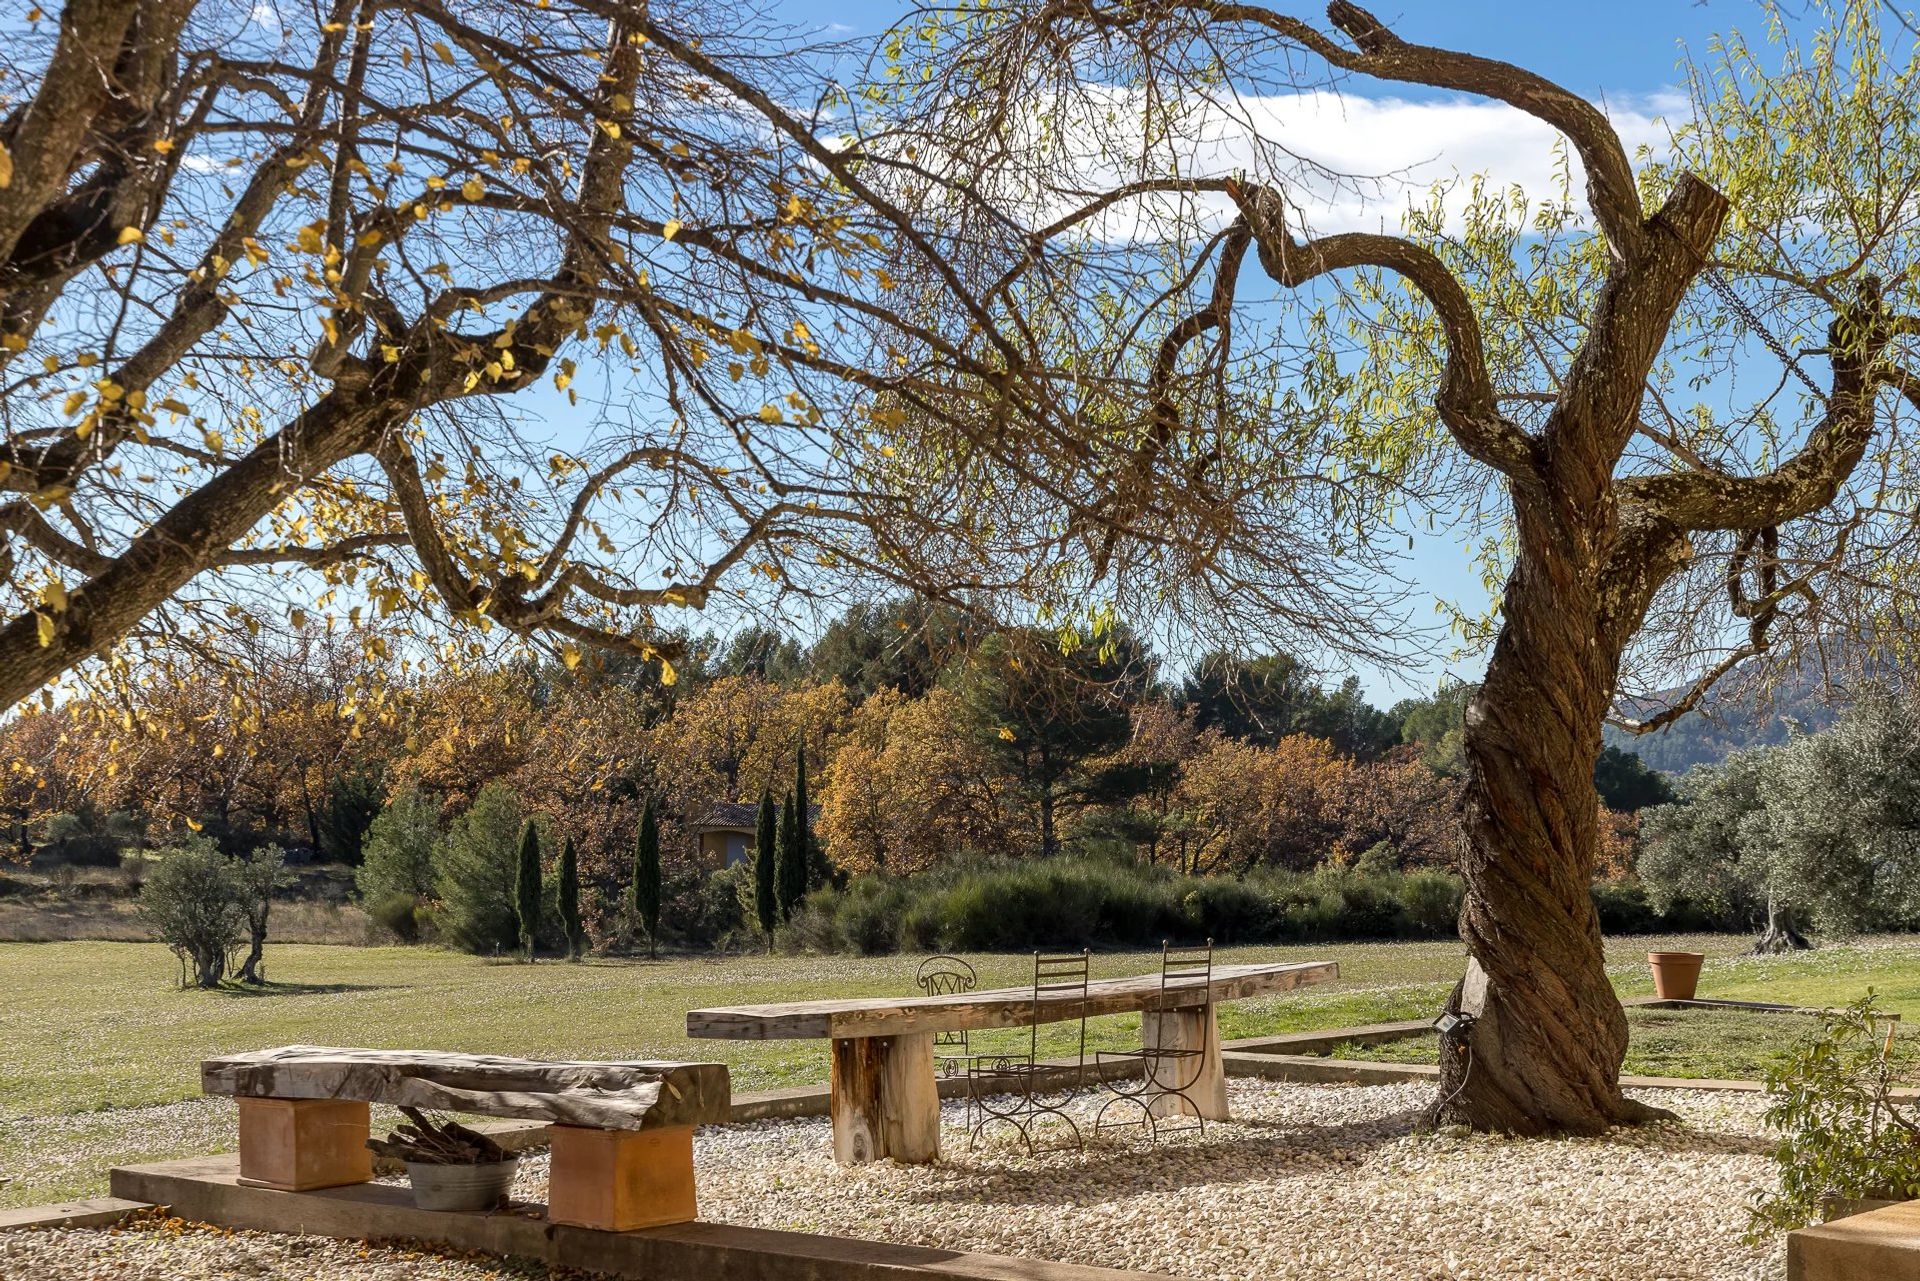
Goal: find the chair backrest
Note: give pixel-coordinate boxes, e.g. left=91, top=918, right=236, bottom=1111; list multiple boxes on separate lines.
left=1029, top=950, right=1091, bottom=1070
left=916, top=955, right=977, bottom=1049
left=1160, top=938, right=1214, bottom=1011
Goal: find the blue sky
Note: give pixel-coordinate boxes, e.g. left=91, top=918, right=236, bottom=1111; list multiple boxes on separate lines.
left=796, top=1, right=1740, bottom=95
left=762, top=1, right=1763, bottom=702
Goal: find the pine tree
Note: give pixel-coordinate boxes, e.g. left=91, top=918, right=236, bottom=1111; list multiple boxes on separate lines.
left=753, top=790, right=778, bottom=947
left=776, top=790, right=805, bottom=921
left=514, top=819, right=542, bottom=963
left=557, top=835, right=583, bottom=962
left=633, top=802, right=662, bottom=960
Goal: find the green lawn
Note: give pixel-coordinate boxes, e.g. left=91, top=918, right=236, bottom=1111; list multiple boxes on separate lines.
left=1332, top=1004, right=1897, bottom=1081
left=2, top=932, right=1914, bottom=1209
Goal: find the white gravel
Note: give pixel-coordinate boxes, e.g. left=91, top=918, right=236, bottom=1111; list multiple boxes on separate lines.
left=0, top=1212, right=567, bottom=1280
left=660, top=1080, right=1777, bottom=1281
left=8, top=1081, right=1780, bottom=1281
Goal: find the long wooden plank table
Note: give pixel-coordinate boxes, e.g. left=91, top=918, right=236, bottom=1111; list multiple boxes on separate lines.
left=688, top=959, right=1337, bottom=1164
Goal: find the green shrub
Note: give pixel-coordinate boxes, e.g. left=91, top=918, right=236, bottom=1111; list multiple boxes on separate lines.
left=1397, top=870, right=1464, bottom=936
left=365, top=890, right=425, bottom=943
left=1590, top=877, right=1663, bottom=934
left=658, top=862, right=752, bottom=952
left=1751, top=994, right=1920, bottom=1234
left=1179, top=876, right=1274, bottom=943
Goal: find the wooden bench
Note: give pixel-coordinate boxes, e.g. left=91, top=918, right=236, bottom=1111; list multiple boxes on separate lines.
left=202, top=1046, right=731, bottom=1231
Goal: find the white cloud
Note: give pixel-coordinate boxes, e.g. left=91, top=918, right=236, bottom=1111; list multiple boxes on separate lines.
left=1217, top=89, right=1682, bottom=235
left=1029, top=86, right=1685, bottom=242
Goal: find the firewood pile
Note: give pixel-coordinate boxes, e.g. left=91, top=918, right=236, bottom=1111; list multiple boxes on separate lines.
left=366, top=1107, right=511, bottom=1165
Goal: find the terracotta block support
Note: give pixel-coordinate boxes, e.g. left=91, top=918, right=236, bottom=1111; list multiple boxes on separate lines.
left=546, top=1124, right=697, bottom=1232
left=236, top=1097, right=373, bottom=1191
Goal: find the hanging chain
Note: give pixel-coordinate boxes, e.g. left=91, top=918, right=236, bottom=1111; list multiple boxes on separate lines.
left=1701, top=268, right=1830, bottom=405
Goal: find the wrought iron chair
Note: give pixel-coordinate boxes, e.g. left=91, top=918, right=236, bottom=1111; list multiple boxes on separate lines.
left=914, top=954, right=979, bottom=1123
left=916, top=954, right=980, bottom=1075
left=1094, top=939, right=1214, bottom=1142
left=966, top=950, right=1091, bottom=1155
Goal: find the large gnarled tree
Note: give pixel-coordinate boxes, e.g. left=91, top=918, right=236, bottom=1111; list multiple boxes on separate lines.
left=886, top=0, right=1920, bottom=1131
left=0, top=0, right=1387, bottom=742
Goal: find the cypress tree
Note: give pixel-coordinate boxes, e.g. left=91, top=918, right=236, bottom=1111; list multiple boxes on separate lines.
left=557, top=835, right=583, bottom=962
left=794, top=740, right=818, bottom=889
left=776, top=790, right=804, bottom=921
left=514, top=819, right=542, bottom=963
left=634, top=802, right=661, bottom=960
left=753, top=790, right=778, bottom=947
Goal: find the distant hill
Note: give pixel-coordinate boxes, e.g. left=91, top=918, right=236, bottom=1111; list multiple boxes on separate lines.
left=1603, top=666, right=1851, bottom=775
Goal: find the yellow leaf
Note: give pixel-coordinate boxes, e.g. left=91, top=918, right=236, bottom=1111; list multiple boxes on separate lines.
left=561, top=644, right=581, bottom=670
left=117, top=226, right=144, bottom=245
left=33, top=613, right=53, bottom=648
left=431, top=40, right=454, bottom=63
left=998, top=727, right=1017, bottom=741
left=41, top=580, right=66, bottom=612
left=0, top=332, right=24, bottom=353
left=0, top=142, right=13, bottom=189
left=461, top=177, right=484, bottom=201
left=185, top=816, right=204, bottom=832
left=661, top=218, right=682, bottom=241
left=658, top=657, right=677, bottom=686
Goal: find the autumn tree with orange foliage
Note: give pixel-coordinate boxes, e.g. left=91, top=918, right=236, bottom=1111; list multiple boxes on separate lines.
left=818, top=687, right=1014, bottom=875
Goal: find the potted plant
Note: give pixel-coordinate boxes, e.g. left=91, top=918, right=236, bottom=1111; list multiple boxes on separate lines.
left=369, top=1107, right=519, bottom=1212
left=1647, top=949, right=1706, bottom=1000
left=1750, top=995, right=1920, bottom=1235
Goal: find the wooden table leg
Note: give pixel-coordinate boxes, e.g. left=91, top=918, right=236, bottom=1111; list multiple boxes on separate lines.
left=830, top=1032, right=939, bottom=1165
left=1144, top=1005, right=1229, bottom=1121
left=235, top=1097, right=373, bottom=1191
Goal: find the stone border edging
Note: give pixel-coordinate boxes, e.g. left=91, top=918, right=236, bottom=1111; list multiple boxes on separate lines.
left=0, top=1196, right=152, bottom=1232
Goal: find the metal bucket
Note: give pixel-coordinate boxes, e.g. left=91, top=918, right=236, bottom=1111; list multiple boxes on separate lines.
left=405, top=1157, right=519, bottom=1212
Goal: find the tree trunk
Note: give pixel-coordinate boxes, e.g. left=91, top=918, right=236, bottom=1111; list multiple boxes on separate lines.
left=1429, top=511, right=1671, bottom=1136
left=1038, top=746, right=1056, bottom=857
left=1754, top=895, right=1812, bottom=954
left=237, top=928, right=267, bottom=984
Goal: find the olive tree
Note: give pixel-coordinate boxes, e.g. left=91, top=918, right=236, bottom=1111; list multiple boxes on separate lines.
left=232, top=842, right=287, bottom=983
left=881, top=0, right=1920, bottom=1131
left=137, top=834, right=245, bottom=987
left=1644, top=689, right=1920, bottom=950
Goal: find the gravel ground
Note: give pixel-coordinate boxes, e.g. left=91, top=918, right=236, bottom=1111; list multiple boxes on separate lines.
left=6, top=1081, right=1780, bottom=1281
left=0, top=1213, right=578, bottom=1280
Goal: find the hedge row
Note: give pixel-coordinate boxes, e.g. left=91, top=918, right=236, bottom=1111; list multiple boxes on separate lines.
left=775, top=858, right=1737, bottom=956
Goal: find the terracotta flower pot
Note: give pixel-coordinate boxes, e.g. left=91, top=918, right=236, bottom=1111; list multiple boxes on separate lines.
left=1647, top=950, right=1705, bottom=1001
